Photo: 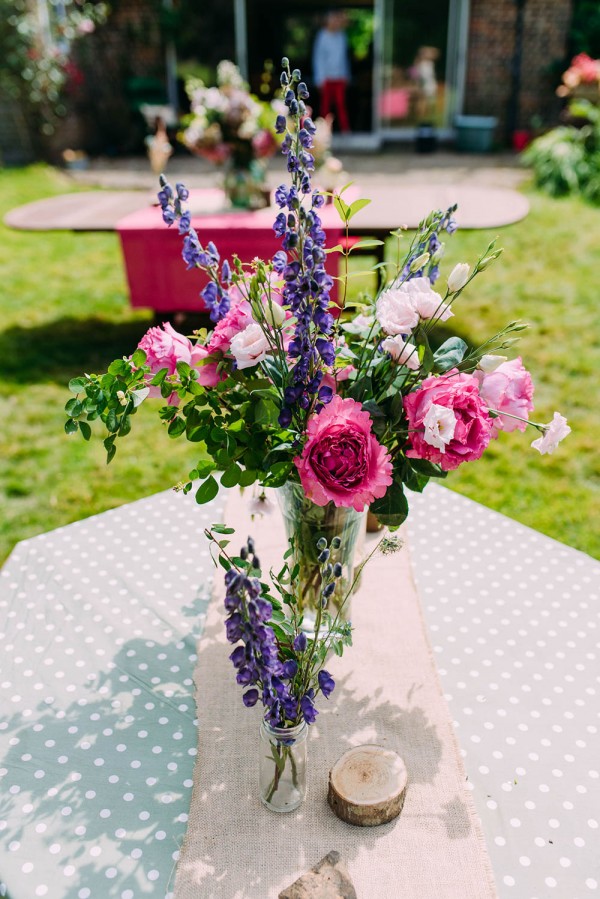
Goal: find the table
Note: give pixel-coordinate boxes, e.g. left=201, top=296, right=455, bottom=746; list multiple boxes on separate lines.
left=4, top=184, right=529, bottom=314
left=2, top=484, right=596, bottom=898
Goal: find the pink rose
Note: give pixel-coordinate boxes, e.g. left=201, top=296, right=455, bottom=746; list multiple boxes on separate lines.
left=207, top=299, right=253, bottom=353
left=137, top=322, right=195, bottom=404
left=229, top=323, right=270, bottom=369
left=474, top=357, right=534, bottom=434
left=294, top=395, right=393, bottom=511
left=404, top=370, right=494, bottom=471
left=138, top=321, right=193, bottom=374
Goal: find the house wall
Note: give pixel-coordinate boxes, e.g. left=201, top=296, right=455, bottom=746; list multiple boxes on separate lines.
left=464, top=0, right=573, bottom=139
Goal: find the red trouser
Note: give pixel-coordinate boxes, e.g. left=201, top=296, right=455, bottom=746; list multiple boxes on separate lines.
left=320, top=79, right=351, bottom=133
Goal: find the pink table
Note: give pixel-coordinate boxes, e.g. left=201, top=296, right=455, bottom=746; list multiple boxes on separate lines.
left=116, top=189, right=344, bottom=314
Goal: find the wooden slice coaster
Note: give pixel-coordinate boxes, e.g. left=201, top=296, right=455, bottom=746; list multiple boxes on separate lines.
left=328, top=744, right=408, bottom=827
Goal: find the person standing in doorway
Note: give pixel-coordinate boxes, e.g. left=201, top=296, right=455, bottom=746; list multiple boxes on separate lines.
left=312, top=10, right=351, bottom=133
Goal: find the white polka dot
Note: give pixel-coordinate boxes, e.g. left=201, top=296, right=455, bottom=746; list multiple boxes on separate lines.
left=105, top=868, right=118, bottom=879
left=148, top=870, right=160, bottom=881
left=503, top=876, right=515, bottom=887
left=519, top=856, right=530, bottom=867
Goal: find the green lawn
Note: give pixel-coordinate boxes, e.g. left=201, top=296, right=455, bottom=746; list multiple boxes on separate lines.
left=1, top=165, right=598, bottom=563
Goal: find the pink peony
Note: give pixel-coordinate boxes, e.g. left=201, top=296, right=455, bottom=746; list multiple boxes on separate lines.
left=207, top=299, right=253, bottom=353
left=137, top=322, right=195, bottom=404
left=404, top=370, right=494, bottom=471
left=294, top=395, right=393, bottom=511
left=475, top=357, right=534, bottom=434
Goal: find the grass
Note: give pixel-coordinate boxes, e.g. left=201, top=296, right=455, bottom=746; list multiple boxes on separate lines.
left=0, top=164, right=598, bottom=563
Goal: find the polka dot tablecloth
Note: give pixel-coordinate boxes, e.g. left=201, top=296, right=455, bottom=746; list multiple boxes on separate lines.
left=0, top=488, right=224, bottom=899
left=0, top=484, right=598, bottom=898
left=409, top=485, right=600, bottom=899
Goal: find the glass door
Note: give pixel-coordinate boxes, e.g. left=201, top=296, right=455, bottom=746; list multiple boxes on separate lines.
left=378, top=0, right=467, bottom=137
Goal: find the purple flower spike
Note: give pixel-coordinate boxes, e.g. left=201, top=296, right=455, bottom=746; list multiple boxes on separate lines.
left=318, top=670, right=335, bottom=698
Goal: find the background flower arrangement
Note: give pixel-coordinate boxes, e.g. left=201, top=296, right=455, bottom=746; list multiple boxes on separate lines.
left=180, top=60, right=278, bottom=207
left=524, top=53, right=600, bottom=204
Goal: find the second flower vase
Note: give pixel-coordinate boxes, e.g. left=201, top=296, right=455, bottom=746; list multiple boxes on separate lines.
left=259, top=718, right=308, bottom=812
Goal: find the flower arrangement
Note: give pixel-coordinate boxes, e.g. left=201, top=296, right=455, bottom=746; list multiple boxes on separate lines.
left=556, top=53, right=600, bottom=101
left=65, top=57, right=570, bottom=600
left=181, top=60, right=278, bottom=169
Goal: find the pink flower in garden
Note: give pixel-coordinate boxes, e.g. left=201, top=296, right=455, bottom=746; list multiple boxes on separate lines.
left=475, top=357, right=534, bottom=434
left=207, top=299, right=253, bottom=353
left=294, top=395, right=393, bottom=511
left=137, top=321, right=195, bottom=403
left=404, top=370, right=494, bottom=471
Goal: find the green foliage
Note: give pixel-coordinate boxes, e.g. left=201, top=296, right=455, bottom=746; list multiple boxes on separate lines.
left=523, top=102, right=600, bottom=204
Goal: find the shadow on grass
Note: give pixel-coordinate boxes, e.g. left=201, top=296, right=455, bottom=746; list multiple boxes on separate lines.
left=0, top=313, right=212, bottom=385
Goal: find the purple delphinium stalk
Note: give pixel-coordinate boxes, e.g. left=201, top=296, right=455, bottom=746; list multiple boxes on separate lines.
left=157, top=174, right=232, bottom=322
left=273, top=62, right=335, bottom=429
left=223, top=540, right=306, bottom=726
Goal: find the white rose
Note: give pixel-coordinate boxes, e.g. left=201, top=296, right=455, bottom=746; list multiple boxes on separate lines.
left=229, top=323, right=270, bottom=370
left=531, top=412, right=571, bottom=455
left=381, top=335, right=420, bottom=370
left=478, top=354, right=508, bottom=373
left=447, top=263, right=470, bottom=293
left=375, top=287, right=419, bottom=335
left=422, top=403, right=457, bottom=453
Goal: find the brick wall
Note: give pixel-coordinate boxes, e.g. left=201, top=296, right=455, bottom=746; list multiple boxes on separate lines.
left=464, top=0, right=573, bottom=141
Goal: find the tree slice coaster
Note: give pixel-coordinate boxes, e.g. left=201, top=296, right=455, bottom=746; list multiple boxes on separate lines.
left=328, top=744, right=408, bottom=827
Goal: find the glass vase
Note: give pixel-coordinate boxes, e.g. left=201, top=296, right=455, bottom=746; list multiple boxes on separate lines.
left=259, top=718, right=308, bottom=812
left=276, top=482, right=366, bottom=632
left=223, top=159, right=269, bottom=210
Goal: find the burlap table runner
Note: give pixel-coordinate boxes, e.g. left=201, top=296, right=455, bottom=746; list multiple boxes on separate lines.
left=174, top=488, right=497, bottom=899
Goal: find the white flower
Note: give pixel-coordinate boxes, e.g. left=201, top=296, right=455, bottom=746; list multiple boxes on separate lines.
left=375, top=287, right=419, bottom=335
left=447, top=263, right=470, bottom=293
left=252, top=299, right=286, bottom=328
left=478, top=354, right=508, bottom=373
left=405, top=277, right=453, bottom=322
left=531, top=412, right=571, bottom=455
left=381, top=335, right=420, bottom=370
left=422, top=403, right=457, bottom=453
left=229, top=323, right=270, bottom=370
left=342, top=312, right=375, bottom=335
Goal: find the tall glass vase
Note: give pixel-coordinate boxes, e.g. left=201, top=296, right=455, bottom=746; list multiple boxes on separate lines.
left=259, top=718, right=307, bottom=812
left=276, top=482, right=366, bottom=632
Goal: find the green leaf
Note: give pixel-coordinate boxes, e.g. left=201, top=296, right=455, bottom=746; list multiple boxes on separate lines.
left=369, top=481, right=409, bottom=528
left=68, top=377, right=87, bottom=394
left=105, top=409, right=119, bottom=433
left=131, top=348, right=147, bottom=368
left=195, top=476, right=219, bottom=504
left=347, top=237, right=383, bottom=251
left=221, top=464, right=242, bottom=488
left=238, top=468, right=257, bottom=487
left=119, top=415, right=131, bottom=437
left=64, top=418, right=78, bottom=435
left=167, top=416, right=186, bottom=438
left=108, top=359, right=130, bottom=376
left=65, top=398, right=83, bottom=417
left=106, top=444, right=116, bottom=463
left=195, top=459, right=217, bottom=478
left=346, top=197, right=371, bottom=221
left=150, top=367, right=169, bottom=386
left=409, top=458, right=448, bottom=479
left=333, top=194, right=350, bottom=222
left=211, top=525, right=235, bottom=534
left=79, top=421, right=92, bottom=441
left=433, top=337, right=468, bottom=373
